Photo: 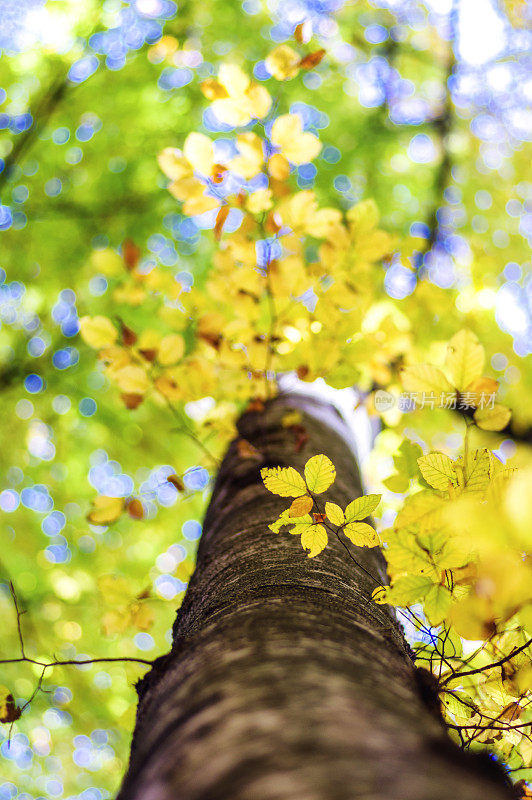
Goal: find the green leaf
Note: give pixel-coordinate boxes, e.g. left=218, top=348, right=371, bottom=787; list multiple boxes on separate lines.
left=344, top=494, right=381, bottom=522
left=261, top=466, right=307, bottom=497
left=304, top=454, right=336, bottom=494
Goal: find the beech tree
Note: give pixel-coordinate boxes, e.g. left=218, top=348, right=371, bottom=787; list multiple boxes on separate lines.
left=0, top=1, right=531, bottom=798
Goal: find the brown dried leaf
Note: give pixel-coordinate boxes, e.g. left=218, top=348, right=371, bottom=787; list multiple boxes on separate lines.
left=289, top=495, right=313, bottom=517
left=121, top=393, right=144, bottom=410
left=214, top=205, right=230, bottom=240
left=123, top=239, right=141, bottom=270
left=120, top=321, right=137, bottom=347
left=299, top=49, right=326, bottom=69
left=126, top=498, right=144, bottom=519
left=237, top=438, right=262, bottom=460
left=167, top=474, right=185, bottom=492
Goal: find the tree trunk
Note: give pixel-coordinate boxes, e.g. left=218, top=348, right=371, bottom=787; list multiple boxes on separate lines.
left=117, top=395, right=513, bottom=800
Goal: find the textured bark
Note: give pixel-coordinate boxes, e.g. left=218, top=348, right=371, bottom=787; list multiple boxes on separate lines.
left=117, top=395, right=514, bottom=800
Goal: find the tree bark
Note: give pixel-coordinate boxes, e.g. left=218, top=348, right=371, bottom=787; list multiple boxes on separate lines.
left=117, top=395, right=514, bottom=800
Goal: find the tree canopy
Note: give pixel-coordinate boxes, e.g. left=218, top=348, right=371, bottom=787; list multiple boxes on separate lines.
left=0, top=0, right=531, bottom=797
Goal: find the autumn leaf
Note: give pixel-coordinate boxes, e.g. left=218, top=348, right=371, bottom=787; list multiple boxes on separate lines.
left=265, top=44, right=300, bottom=80
left=474, top=403, right=512, bottom=431
left=126, top=498, right=144, bottom=519
left=121, top=393, right=144, bottom=410
left=304, top=454, right=336, bottom=493
left=325, top=501, right=344, bottom=526
left=79, top=316, right=118, bottom=349
left=400, top=364, right=455, bottom=397
left=299, top=49, right=326, bottom=70
left=417, top=453, right=457, bottom=491
left=158, top=334, right=185, bottom=366
left=113, top=365, right=150, bottom=395
left=300, top=524, right=327, bottom=557
left=88, top=496, right=124, bottom=526
left=294, top=20, right=312, bottom=43
left=344, top=522, right=379, bottom=547
left=445, top=329, right=485, bottom=392
left=289, top=494, right=313, bottom=517
left=120, top=321, right=137, bottom=346
left=123, top=239, right=141, bottom=270
left=237, top=439, right=262, bottom=460
left=271, top=114, right=321, bottom=165
left=344, top=494, right=381, bottom=522
left=261, top=466, right=307, bottom=497
left=167, top=474, right=185, bottom=492
left=214, top=205, right=230, bottom=240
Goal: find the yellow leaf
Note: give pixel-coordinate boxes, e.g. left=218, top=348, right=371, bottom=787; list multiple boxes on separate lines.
left=445, top=329, right=485, bottom=392
left=230, top=132, right=264, bottom=179
left=450, top=595, right=496, bottom=641
left=182, top=193, right=220, bottom=216
left=88, top=496, right=124, bottom=526
left=210, top=64, right=271, bottom=127
left=304, top=454, right=336, bottom=493
left=474, top=403, right=511, bottom=431
left=289, top=495, right=313, bottom=517
left=417, top=453, right=457, bottom=491
left=282, top=410, right=302, bottom=427
left=130, top=602, right=155, bottom=631
left=372, top=585, right=388, bottom=604
left=157, top=147, right=191, bottom=181
left=113, top=365, right=150, bottom=395
left=246, top=189, right=273, bottom=214
left=261, top=466, right=307, bottom=497
left=158, top=334, right=185, bottom=366
left=102, top=609, right=130, bottom=636
left=271, top=114, right=321, bottom=165
left=79, top=316, right=118, bottom=349
left=265, top=44, right=300, bottom=80
left=395, top=490, right=444, bottom=532
left=183, top=132, right=214, bottom=176
left=464, top=376, right=499, bottom=407
left=325, top=501, right=344, bottom=525
left=424, top=584, right=452, bottom=625
left=346, top=199, right=379, bottom=233
left=462, top=449, right=491, bottom=493
left=98, top=574, right=130, bottom=604
left=91, top=248, right=123, bottom=276
left=200, top=78, right=229, bottom=101
left=301, top=524, right=327, bottom=557
left=344, top=494, right=381, bottom=522
left=344, top=522, right=379, bottom=547
left=386, top=574, right=433, bottom=605
left=268, top=153, right=291, bottom=180
left=400, top=364, right=455, bottom=398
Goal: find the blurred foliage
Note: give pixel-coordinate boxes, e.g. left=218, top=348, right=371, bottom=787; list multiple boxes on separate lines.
left=0, top=0, right=531, bottom=798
